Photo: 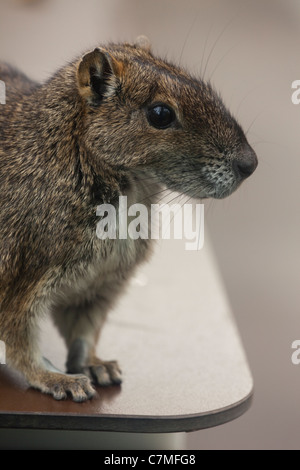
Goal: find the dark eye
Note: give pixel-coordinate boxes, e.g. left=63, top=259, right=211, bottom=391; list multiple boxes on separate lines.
left=147, top=103, right=176, bottom=129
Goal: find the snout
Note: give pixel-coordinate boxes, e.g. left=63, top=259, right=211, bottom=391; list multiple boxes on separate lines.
left=232, top=145, right=258, bottom=179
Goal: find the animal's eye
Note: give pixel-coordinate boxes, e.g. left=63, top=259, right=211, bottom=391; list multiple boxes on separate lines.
left=147, top=103, right=176, bottom=129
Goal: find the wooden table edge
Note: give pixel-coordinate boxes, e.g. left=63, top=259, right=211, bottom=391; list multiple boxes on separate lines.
left=0, top=388, right=253, bottom=434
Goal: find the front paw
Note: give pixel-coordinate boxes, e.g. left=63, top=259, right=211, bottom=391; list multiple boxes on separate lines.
left=68, top=359, right=122, bottom=387
left=66, top=339, right=122, bottom=387
left=30, top=369, right=96, bottom=402
left=89, top=360, right=122, bottom=386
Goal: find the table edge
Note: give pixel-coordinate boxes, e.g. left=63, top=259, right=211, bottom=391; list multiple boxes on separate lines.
left=0, top=387, right=253, bottom=433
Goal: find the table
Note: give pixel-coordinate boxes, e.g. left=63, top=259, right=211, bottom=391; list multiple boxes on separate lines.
left=0, top=236, right=253, bottom=448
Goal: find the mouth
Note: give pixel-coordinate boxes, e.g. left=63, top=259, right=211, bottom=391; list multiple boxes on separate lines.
left=211, top=185, right=239, bottom=199
left=148, top=165, right=241, bottom=201
left=185, top=174, right=239, bottom=200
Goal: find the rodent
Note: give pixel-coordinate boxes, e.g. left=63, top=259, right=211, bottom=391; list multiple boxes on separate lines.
left=0, top=37, right=257, bottom=402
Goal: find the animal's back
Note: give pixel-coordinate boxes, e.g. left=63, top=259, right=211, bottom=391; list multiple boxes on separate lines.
left=0, top=62, right=37, bottom=96
left=0, top=65, right=39, bottom=284
left=0, top=63, right=38, bottom=126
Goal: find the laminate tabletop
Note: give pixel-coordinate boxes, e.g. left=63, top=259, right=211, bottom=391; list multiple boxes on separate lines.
left=0, top=236, right=253, bottom=433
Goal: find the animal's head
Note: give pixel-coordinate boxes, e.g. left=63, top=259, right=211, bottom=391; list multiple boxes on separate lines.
left=76, top=37, right=257, bottom=199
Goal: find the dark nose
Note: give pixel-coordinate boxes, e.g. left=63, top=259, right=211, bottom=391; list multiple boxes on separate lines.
left=232, top=146, right=258, bottom=179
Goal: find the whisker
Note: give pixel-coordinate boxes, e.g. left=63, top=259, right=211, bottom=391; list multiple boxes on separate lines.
left=251, top=140, right=285, bottom=148
left=203, top=197, right=215, bottom=218
left=235, top=81, right=268, bottom=118
left=161, top=191, right=182, bottom=206
left=160, top=194, right=187, bottom=240
left=208, top=43, right=238, bottom=82
left=202, top=13, right=240, bottom=80
left=245, top=109, right=266, bottom=136
left=179, top=13, right=200, bottom=66
left=136, top=187, right=171, bottom=205
left=200, top=22, right=214, bottom=78
left=115, top=188, right=171, bottom=221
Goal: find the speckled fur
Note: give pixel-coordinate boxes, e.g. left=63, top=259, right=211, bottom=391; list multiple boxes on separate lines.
left=0, top=39, right=257, bottom=401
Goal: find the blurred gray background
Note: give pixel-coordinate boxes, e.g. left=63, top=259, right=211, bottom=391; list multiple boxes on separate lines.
left=0, top=0, right=299, bottom=450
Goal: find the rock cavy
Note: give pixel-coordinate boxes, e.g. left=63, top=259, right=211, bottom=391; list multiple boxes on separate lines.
left=0, top=38, right=257, bottom=401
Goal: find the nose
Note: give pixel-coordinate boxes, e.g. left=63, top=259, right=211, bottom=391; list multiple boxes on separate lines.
left=232, top=145, right=258, bottom=179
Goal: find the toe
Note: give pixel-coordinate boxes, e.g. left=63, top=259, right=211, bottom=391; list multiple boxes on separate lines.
left=91, top=365, right=112, bottom=386
left=90, top=361, right=122, bottom=386
left=105, top=362, right=122, bottom=385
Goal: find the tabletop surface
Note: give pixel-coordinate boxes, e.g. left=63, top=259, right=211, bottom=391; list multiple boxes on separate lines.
left=0, top=235, right=253, bottom=433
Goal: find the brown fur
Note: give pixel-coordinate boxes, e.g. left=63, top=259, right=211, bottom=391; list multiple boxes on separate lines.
left=0, top=39, right=257, bottom=401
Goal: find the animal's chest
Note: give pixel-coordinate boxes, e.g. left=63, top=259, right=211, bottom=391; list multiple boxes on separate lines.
left=59, top=230, right=151, bottom=296
left=93, top=235, right=148, bottom=278
left=31, top=225, right=151, bottom=315
left=80, top=197, right=152, bottom=285
left=45, top=192, right=153, bottom=307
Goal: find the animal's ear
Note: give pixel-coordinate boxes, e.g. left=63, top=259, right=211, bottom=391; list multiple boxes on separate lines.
left=77, top=48, right=123, bottom=105
left=134, top=35, right=152, bottom=53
